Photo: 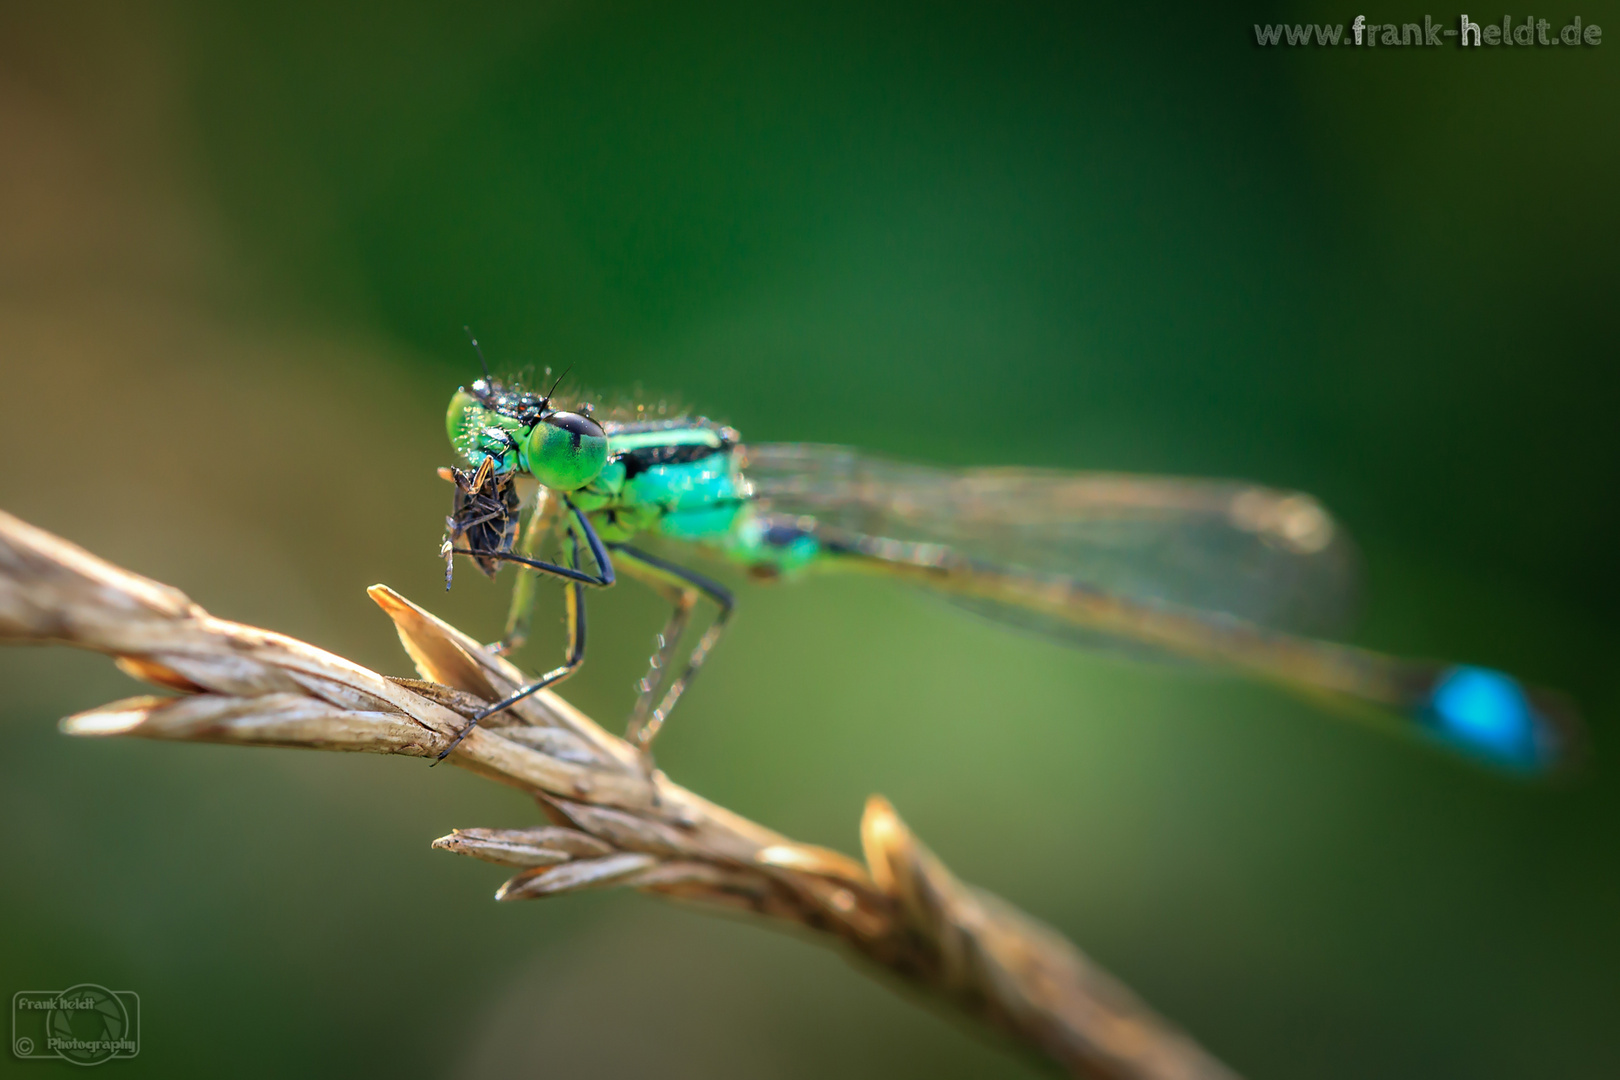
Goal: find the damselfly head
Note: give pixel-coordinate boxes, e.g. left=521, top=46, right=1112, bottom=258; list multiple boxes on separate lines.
left=446, top=345, right=609, bottom=495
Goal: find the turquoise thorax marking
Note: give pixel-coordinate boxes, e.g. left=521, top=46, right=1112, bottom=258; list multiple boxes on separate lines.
left=609, top=426, right=726, bottom=453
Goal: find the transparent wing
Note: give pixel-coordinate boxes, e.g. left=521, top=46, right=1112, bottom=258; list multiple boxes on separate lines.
left=735, top=443, right=1579, bottom=772
left=738, top=443, right=1359, bottom=637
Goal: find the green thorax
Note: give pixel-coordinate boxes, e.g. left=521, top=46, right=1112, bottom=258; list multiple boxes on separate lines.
left=572, top=418, right=748, bottom=543
left=447, top=380, right=824, bottom=573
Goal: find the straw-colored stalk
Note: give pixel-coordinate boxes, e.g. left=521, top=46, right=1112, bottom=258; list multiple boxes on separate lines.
left=0, top=509, right=1238, bottom=1080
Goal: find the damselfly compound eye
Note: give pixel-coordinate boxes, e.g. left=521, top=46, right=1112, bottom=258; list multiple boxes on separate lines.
left=445, top=388, right=483, bottom=449
left=526, top=411, right=608, bottom=491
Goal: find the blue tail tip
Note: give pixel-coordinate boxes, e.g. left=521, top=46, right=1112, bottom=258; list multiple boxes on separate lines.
left=1426, top=665, right=1550, bottom=768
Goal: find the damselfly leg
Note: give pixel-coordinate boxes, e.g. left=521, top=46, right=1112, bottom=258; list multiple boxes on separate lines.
left=435, top=499, right=615, bottom=762
left=610, top=545, right=735, bottom=761
left=448, top=499, right=615, bottom=590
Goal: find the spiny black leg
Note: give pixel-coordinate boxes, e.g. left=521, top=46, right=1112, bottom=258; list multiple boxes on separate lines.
left=610, top=544, right=735, bottom=756
left=451, top=499, right=616, bottom=588
left=434, top=514, right=608, bottom=764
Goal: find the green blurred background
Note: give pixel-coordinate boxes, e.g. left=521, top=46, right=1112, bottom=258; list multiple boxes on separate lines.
left=2, top=2, right=1616, bottom=1077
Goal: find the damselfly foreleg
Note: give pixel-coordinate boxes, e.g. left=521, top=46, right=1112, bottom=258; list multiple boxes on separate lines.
left=447, top=499, right=615, bottom=590
left=436, top=501, right=615, bottom=762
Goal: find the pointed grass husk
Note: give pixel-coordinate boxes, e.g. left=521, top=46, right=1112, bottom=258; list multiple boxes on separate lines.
left=431, top=826, right=612, bottom=868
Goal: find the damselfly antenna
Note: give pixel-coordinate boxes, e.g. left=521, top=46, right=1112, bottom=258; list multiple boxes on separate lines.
left=463, top=325, right=492, bottom=382
left=546, top=363, right=574, bottom=400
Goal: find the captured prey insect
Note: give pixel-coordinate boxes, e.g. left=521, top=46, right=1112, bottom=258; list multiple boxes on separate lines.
left=434, top=367, right=1583, bottom=773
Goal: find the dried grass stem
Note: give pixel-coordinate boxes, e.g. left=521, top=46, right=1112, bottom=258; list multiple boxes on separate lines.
left=0, top=510, right=1237, bottom=1080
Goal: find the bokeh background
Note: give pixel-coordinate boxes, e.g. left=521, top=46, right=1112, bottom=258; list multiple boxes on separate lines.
left=2, top=3, right=1616, bottom=1077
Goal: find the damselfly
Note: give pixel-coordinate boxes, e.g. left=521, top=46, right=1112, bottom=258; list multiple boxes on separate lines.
left=435, top=355, right=1581, bottom=773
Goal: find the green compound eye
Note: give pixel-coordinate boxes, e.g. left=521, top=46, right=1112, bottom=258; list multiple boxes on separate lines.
left=445, top=389, right=484, bottom=452
left=526, top=411, right=608, bottom=491
left=447, top=388, right=524, bottom=469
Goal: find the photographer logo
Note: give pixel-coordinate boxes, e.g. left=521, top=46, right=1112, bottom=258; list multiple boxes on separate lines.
left=12, top=985, right=139, bottom=1065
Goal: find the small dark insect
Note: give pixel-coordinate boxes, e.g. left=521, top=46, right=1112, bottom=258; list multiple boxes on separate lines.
left=438, top=457, right=521, bottom=587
